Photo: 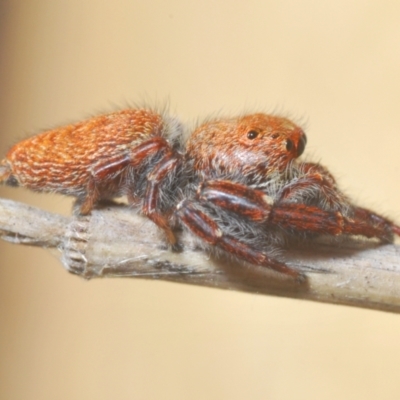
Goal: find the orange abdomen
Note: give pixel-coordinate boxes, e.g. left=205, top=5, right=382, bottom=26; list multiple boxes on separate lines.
left=3, top=109, right=164, bottom=195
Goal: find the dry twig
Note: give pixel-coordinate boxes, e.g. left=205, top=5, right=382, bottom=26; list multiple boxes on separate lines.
left=1, top=198, right=400, bottom=312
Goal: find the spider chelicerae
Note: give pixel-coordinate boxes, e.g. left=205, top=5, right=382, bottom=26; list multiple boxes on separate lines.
left=1, top=108, right=399, bottom=281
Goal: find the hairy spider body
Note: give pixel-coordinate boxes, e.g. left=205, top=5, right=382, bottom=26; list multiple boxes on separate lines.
left=0, top=109, right=183, bottom=210
left=1, top=107, right=399, bottom=281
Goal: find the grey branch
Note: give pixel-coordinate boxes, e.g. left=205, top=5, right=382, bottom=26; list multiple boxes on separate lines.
left=1, top=198, right=400, bottom=313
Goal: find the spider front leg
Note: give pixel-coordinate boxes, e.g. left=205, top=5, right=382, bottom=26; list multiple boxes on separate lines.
left=175, top=199, right=304, bottom=281
left=198, top=180, right=400, bottom=242
left=350, top=206, right=400, bottom=242
left=278, top=162, right=400, bottom=242
left=279, top=162, right=346, bottom=211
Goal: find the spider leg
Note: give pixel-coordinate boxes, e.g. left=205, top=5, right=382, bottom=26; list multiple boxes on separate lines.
left=350, top=206, right=400, bottom=242
left=271, top=204, right=399, bottom=241
left=198, top=180, right=400, bottom=242
left=77, top=137, right=181, bottom=246
left=118, top=137, right=182, bottom=246
left=78, top=140, right=172, bottom=214
left=279, top=162, right=346, bottom=210
left=279, top=162, right=400, bottom=241
left=78, top=153, right=131, bottom=214
left=199, top=180, right=344, bottom=234
left=144, top=153, right=181, bottom=246
left=175, top=199, right=304, bottom=281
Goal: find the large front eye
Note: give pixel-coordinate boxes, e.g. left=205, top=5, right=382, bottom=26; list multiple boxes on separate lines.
left=286, top=139, right=294, bottom=151
left=297, top=134, right=307, bottom=156
left=247, top=130, right=259, bottom=139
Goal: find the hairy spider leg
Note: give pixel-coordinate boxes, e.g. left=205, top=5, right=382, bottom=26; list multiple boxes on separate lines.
left=78, top=153, right=132, bottom=214
left=198, top=180, right=400, bottom=242
left=278, top=162, right=400, bottom=242
left=144, top=150, right=181, bottom=246
left=279, top=162, right=346, bottom=210
left=78, top=136, right=181, bottom=245
left=350, top=206, right=400, bottom=242
left=198, top=180, right=345, bottom=235
left=175, top=199, right=304, bottom=281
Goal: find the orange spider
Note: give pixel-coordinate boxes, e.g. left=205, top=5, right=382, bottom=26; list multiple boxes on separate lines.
left=1, top=108, right=399, bottom=281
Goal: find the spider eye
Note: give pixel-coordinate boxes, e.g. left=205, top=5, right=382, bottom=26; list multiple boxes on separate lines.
left=286, top=139, right=294, bottom=151
left=297, top=134, right=307, bottom=156
left=247, top=130, right=259, bottom=139
left=271, top=133, right=279, bottom=139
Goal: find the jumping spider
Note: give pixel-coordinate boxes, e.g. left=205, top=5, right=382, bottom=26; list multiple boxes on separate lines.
left=1, top=108, right=399, bottom=281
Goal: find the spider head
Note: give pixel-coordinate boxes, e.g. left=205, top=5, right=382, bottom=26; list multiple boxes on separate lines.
left=239, top=113, right=306, bottom=160
left=187, top=113, right=307, bottom=180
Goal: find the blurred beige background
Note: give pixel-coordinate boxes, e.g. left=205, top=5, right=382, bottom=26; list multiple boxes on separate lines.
left=1, top=1, right=400, bottom=399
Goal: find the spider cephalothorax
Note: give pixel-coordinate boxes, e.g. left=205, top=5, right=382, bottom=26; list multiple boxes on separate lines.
left=1, top=107, right=399, bottom=281
left=186, top=113, right=306, bottom=182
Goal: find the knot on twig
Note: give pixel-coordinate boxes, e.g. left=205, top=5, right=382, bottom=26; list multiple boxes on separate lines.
left=62, top=215, right=91, bottom=276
